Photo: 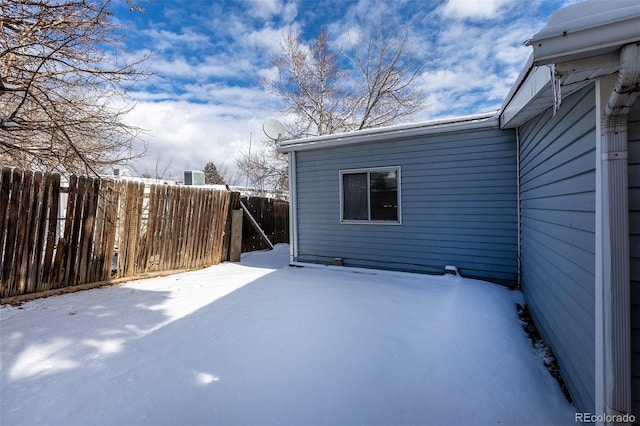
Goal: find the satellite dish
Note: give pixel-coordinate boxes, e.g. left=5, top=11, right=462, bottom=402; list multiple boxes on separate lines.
left=263, top=119, right=286, bottom=141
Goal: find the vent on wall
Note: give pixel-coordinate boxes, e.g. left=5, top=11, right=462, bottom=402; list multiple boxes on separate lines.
left=444, top=265, right=459, bottom=276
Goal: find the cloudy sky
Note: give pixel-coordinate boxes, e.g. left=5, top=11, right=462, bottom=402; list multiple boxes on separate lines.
left=112, top=0, right=576, bottom=182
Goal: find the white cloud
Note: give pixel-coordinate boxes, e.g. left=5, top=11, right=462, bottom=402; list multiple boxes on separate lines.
left=440, top=0, right=515, bottom=20
left=144, top=54, right=255, bottom=82
left=110, top=0, right=560, bottom=182
left=246, top=0, right=281, bottom=19
left=243, top=26, right=287, bottom=55
left=346, top=0, right=403, bottom=28
left=122, top=84, right=280, bottom=182
left=281, top=1, right=298, bottom=23
left=141, top=28, right=211, bottom=51
left=145, top=57, right=196, bottom=78
left=422, top=69, right=475, bottom=91
left=244, top=0, right=298, bottom=22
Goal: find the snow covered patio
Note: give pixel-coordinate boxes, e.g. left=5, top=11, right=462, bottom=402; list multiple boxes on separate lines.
left=1, top=245, right=575, bottom=425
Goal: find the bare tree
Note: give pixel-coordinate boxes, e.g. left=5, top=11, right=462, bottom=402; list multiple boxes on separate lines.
left=262, top=25, right=426, bottom=139
left=0, top=0, right=149, bottom=175
left=349, top=24, right=426, bottom=130
left=213, top=160, right=242, bottom=186
left=264, top=29, right=350, bottom=139
left=237, top=140, right=288, bottom=196
left=131, top=151, right=175, bottom=180
left=239, top=24, right=426, bottom=192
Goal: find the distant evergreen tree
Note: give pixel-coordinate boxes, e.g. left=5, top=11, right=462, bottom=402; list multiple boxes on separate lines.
left=203, top=162, right=225, bottom=185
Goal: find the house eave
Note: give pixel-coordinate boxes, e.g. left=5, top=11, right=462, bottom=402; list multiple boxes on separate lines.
left=500, top=62, right=553, bottom=129
left=500, top=1, right=640, bottom=130
left=277, top=112, right=499, bottom=153
left=526, top=5, right=640, bottom=67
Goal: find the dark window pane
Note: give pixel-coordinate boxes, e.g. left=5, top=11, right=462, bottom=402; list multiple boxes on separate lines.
left=370, top=170, right=398, bottom=221
left=343, top=173, right=368, bottom=220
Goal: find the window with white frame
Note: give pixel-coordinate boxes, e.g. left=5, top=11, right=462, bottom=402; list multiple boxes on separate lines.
left=340, top=167, right=401, bottom=223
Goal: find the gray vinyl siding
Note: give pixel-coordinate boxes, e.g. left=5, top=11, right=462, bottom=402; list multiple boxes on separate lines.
left=293, top=127, right=518, bottom=285
left=629, top=98, right=640, bottom=419
left=518, top=84, right=596, bottom=413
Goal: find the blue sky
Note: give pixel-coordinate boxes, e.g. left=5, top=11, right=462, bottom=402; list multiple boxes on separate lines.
left=112, top=0, right=575, bottom=181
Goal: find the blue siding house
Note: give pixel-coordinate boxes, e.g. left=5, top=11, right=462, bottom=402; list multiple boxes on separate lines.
left=280, top=115, right=518, bottom=285
left=278, top=0, right=640, bottom=419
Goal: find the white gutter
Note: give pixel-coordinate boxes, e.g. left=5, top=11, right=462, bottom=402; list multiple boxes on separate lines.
left=526, top=1, right=640, bottom=65
left=595, top=73, right=615, bottom=424
left=597, top=42, right=640, bottom=423
left=287, top=151, right=298, bottom=262
left=277, top=113, right=498, bottom=153
left=515, top=127, right=521, bottom=289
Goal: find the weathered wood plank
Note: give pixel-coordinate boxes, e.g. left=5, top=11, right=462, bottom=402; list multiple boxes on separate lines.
left=125, top=182, right=137, bottom=275
left=41, top=173, right=60, bottom=288
left=14, top=171, right=32, bottom=296
left=33, top=173, right=51, bottom=292
left=52, top=174, right=77, bottom=288
left=214, top=191, right=231, bottom=263
left=196, top=190, right=211, bottom=266
left=175, top=187, right=187, bottom=269
left=151, top=185, right=167, bottom=272
left=0, top=169, right=14, bottom=294
left=168, top=186, right=182, bottom=270
left=78, top=178, right=99, bottom=284
left=192, top=188, right=204, bottom=267
left=117, top=180, right=130, bottom=278
left=159, top=185, right=173, bottom=272
left=90, top=179, right=106, bottom=283
left=185, top=189, right=199, bottom=267
left=229, top=209, right=243, bottom=262
left=56, top=176, right=75, bottom=287
left=1, top=170, right=22, bottom=297
left=102, top=180, right=119, bottom=281
left=0, top=168, right=12, bottom=279
left=131, top=182, right=144, bottom=275
left=26, top=172, right=44, bottom=293
left=179, top=187, right=190, bottom=268
left=65, top=176, right=86, bottom=286
left=222, top=192, right=241, bottom=261
left=203, top=191, right=216, bottom=265
left=216, top=191, right=229, bottom=262
left=141, top=185, right=158, bottom=272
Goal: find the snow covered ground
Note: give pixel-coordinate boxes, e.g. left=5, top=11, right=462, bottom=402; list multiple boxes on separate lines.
left=1, top=245, right=575, bottom=425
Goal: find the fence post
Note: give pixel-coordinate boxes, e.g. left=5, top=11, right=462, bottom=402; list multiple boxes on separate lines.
left=221, top=191, right=241, bottom=261
left=229, top=209, right=243, bottom=262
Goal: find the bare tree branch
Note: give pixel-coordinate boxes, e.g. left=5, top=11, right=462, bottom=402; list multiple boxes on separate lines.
left=237, top=139, right=288, bottom=197
left=0, top=0, right=150, bottom=175
left=245, top=23, right=427, bottom=192
left=350, top=24, right=427, bottom=130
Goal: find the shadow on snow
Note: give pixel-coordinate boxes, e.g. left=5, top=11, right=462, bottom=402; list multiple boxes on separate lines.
left=0, top=248, right=575, bottom=426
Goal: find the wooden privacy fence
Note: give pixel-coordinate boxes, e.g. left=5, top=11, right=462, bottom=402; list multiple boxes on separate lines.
left=0, top=168, right=231, bottom=299
left=240, top=196, right=289, bottom=252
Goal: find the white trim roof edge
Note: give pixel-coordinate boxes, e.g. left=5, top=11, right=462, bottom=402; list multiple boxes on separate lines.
left=527, top=0, right=640, bottom=63
left=499, top=55, right=545, bottom=129
left=500, top=2, right=640, bottom=128
left=277, top=112, right=499, bottom=153
left=528, top=15, right=640, bottom=66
